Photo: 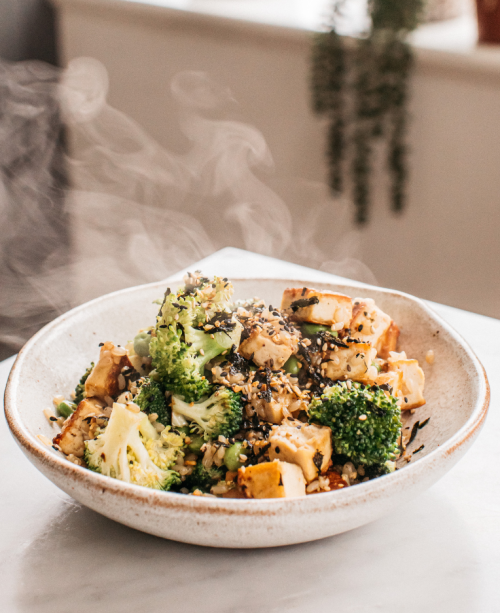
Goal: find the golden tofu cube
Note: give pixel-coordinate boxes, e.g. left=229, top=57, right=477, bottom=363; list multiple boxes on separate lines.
left=239, top=328, right=297, bottom=369
left=388, top=356, right=426, bottom=410
left=238, top=461, right=306, bottom=499
left=350, top=299, right=398, bottom=358
left=375, top=370, right=403, bottom=398
left=377, top=322, right=400, bottom=359
left=250, top=376, right=308, bottom=424
left=251, top=397, right=288, bottom=424
left=323, top=342, right=377, bottom=384
left=281, top=287, right=352, bottom=328
left=269, top=421, right=332, bottom=483
left=53, top=398, right=108, bottom=457
left=85, top=341, right=133, bottom=400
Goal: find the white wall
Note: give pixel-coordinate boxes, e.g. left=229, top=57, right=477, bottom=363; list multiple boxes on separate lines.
left=54, top=0, right=500, bottom=318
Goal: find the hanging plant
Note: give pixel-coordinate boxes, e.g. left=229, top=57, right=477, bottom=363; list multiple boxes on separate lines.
left=312, top=0, right=425, bottom=224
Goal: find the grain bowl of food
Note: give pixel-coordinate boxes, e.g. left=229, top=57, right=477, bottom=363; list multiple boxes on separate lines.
left=4, top=274, right=489, bottom=548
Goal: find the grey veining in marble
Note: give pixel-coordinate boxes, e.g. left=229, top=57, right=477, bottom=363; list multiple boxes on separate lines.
left=1, top=249, right=499, bottom=612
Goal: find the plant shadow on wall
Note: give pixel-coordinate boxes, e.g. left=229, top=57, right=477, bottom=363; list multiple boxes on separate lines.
left=0, top=58, right=376, bottom=360
left=311, top=0, right=425, bottom=224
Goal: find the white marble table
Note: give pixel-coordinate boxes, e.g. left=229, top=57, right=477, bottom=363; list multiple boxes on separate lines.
left=2, top=248, right=499, bottom=612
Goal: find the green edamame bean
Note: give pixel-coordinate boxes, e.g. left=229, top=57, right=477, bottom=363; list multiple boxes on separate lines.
left=284, top=355, right=300, bottom=375
left=57, top=402, right=76, bottom=418
left=224, top=441, right=244, bottom=471
left=187, top=435, right=205, bottom=456
left=133, top=331, right=152, bottom=357
left=301, top=323, right=338, bottom=337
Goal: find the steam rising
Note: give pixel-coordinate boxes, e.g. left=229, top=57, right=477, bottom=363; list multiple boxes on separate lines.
left=0, top=57, right=375, bottom=358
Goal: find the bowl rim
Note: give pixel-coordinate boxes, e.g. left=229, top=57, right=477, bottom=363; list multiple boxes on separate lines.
left=4, top=277, right=490, bottom=516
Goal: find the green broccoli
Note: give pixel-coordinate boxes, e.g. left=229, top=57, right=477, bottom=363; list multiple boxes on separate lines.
left=184, top=462, right=225, bottom=493
left=74, top=362, right=94, bottom=404
left=171, top=386, right=243, bottom=441
left=364, top=461, right=396, bottom=479
left=149, top=275, right=242, bottom=402
left=84, top=403, right=181, bottom=491
left=308, top=382, right=402, bottom=466
left=135, top=378, right=170, bottom=425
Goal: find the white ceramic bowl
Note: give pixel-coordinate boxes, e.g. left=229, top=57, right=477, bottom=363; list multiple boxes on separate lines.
left=4, top=278, right=490, bottom=548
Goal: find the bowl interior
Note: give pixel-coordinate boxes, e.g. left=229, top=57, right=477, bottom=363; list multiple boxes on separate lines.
left=10, top=278, right=482, bottom=469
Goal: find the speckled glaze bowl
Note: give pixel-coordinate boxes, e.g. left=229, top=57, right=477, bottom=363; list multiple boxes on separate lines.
left=4, top=279, right=490, bottom=548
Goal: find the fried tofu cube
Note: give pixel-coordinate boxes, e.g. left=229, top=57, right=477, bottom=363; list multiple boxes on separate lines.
left=388, top=355, right=426, bottom=410
left=281, top=287, right=352, bottom=328
left=375, top=370, right=403, bottom=398
left=251, top=397, right=286, bottom=423
left=85, top=341, right=133, bottom=400
left=269, top=421, right=332, bottom=482
left=375, top=370, right=407, bottom=408
left=377, top=322, right=400, bottom=359
left=53, top=398, right=109, bottom=457
left=238, top=461, right=306, bottom=499
left=323, top=342, right=377, bottom=384
left=239, top=328, right=298, bottom=369
left=250, top=375, right=308, bottom=423
left=350, top=299, right=399, bottom=358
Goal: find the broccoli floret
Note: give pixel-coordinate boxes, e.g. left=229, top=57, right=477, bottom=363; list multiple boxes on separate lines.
left=74, top=362, right=94, bottom=404
left=184, top=462, right=225, bottom=493
left=308, top=382, right=402, bottom=466
left=171, top=387, right=243, bottom=441
left=150, top=275, right=242, bottom=402
left=84, top=403, right=182, bottom=491
left=364, top=461, right=396, bottom=479
left=135, top=378, right=170, bottom=425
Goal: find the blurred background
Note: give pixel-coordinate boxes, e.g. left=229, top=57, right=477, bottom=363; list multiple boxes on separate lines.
left=1, top=0, right=499, bottom=360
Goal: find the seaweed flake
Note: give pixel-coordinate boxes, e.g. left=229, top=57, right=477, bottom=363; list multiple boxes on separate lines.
left=313, top=451, right=324, bottom=472
left=290, top=296, right=320, bottom=312
left=196, top=311, right=236, bottom=337
left=408, top=421, right=420, bottom=445
left=418, top=417, right=430, bottom=429
left=226, top=345, right=251, bottom=375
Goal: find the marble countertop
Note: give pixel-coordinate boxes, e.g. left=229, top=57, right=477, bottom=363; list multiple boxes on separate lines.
left=2, top=248, right=499, bottom=612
